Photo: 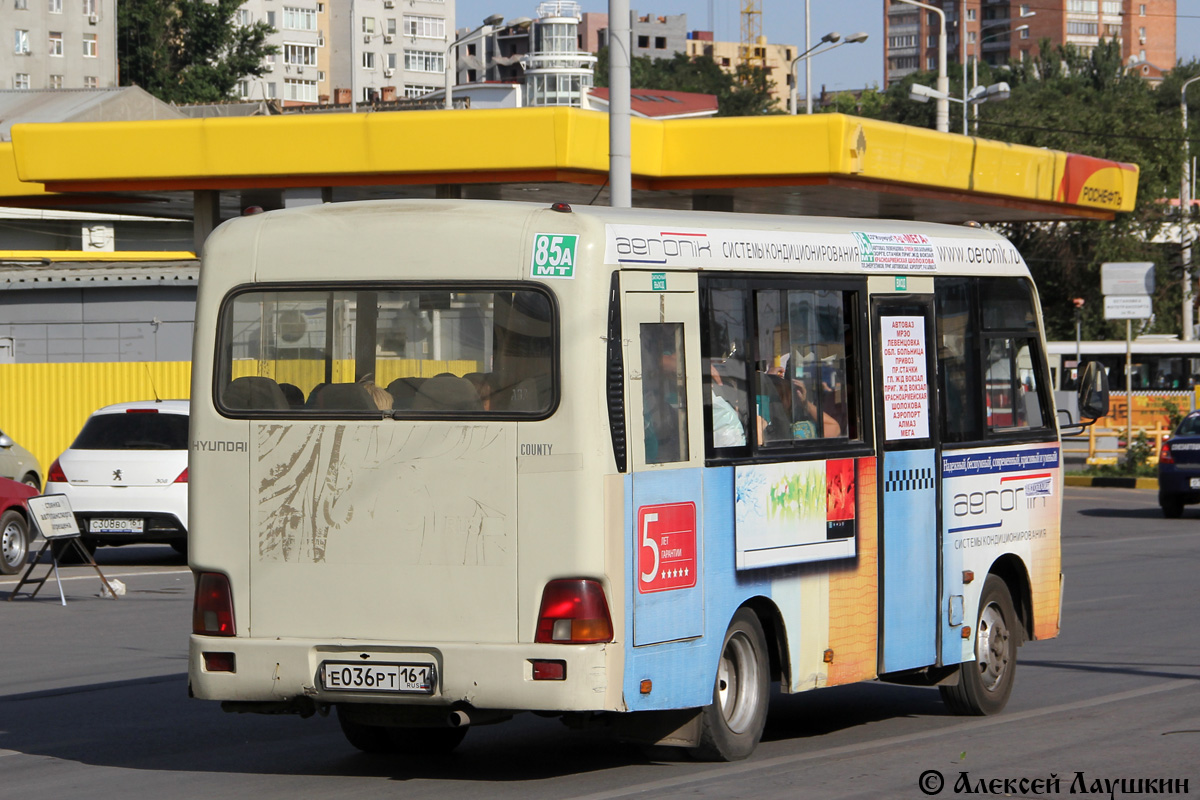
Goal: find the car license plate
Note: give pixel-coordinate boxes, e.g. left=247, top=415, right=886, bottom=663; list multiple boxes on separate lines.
left=321, top=662, right=435, bottom=694
left=89, top=518, right=144, bottom=533
left=1190, top=478, right=1200, bottom=489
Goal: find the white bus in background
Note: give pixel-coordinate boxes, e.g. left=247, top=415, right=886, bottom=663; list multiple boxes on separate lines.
left=187, top=199, right=1106, bottom=761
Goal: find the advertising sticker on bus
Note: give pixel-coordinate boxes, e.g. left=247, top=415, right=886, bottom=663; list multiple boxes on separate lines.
left=637, top=502, right=697, bottom=593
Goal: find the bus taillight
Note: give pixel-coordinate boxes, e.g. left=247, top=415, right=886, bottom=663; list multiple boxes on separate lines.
left=193, top=572, right=236, bottom=636
left=535, top=579, right=613, bottom=644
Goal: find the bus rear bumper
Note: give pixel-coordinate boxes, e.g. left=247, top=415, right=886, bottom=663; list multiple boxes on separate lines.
left=188, top=636, right=620, bottom=714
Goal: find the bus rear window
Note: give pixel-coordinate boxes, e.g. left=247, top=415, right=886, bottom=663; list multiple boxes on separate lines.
left=215, top=287, right=556, bottom=418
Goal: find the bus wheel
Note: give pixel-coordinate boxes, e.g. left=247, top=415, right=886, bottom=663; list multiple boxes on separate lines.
left=689, top=608, right=769, bottom=761
left=940, top=575, right=1018, bottom=716
left=336, top=708, right=467, bottom=755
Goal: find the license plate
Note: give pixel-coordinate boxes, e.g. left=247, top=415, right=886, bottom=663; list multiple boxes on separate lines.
left=1190, top=478, right=1200, bottom=489
left=321, top=662, right=435, bottom=694
left=89, top=518, right=144, bottom=533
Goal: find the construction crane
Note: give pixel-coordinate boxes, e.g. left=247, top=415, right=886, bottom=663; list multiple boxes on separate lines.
left=739, top=0, right=764, bottom=73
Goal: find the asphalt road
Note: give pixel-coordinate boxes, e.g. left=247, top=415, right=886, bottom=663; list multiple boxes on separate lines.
left=1, top=486, right=1196, bottom=799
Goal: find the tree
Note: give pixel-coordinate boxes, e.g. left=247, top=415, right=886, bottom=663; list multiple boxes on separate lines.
left=118, top=0, right=278, bottom=104
left=594, top=48, right=779, bottom=116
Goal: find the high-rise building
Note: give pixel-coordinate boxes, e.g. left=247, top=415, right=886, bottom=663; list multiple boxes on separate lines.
left=2, top=0, right=117, bottom=91
left=884, top=0, right=1176, bottom=87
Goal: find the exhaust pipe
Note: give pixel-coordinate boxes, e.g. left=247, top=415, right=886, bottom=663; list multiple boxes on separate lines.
left=448, top=709, right=470, bottom=728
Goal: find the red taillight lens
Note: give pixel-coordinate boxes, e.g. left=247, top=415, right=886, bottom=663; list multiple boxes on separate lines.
left=202, top=652, right=236, bottom=672
left=535, top=579, right=613, bottom=644
left=126, top=408, right=159, bottom=413
left=174, top=467, right=188, bottom=483
left=47, top=458, right=67, bottom=483
left=193, top=572, right=236, bottom=636
left=1160, top=442, right=1174, bottom=464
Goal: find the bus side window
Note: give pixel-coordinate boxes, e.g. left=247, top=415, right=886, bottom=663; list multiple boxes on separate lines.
left=640, top=322, right=690, bottom=464
left=706, top=288, right=750, bottom=449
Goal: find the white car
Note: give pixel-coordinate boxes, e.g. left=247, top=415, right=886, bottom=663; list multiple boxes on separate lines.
left=45, top=400, right=189, bottom=555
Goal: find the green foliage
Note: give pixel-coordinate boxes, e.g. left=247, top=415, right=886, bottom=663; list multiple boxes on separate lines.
left=818, top=85, right=887, bottom=118
left=1160, top=398, right=1186, bottom=430
left=594, top=48, right=780, bottom=116
left=118, top=0, right=278, bottom=104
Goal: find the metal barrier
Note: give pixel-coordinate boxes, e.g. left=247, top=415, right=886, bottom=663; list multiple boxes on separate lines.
left=1061, top=424, right=1173, bottom=466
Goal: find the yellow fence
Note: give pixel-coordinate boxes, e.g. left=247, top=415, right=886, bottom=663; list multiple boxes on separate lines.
left=1060, top=424, right=1172, bottom=466
left=0, top=361, right=192, bottom=474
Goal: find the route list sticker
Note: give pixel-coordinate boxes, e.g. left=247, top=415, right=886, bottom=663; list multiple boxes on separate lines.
left=881, top=316, right=929, bottom=440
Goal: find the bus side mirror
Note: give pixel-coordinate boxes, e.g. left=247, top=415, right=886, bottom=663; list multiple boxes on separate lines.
left=1077, top=360, right=1110, bottom=422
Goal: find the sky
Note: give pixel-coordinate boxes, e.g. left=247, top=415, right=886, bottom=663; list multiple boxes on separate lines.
left=454, top=0, right=1200, bottom=94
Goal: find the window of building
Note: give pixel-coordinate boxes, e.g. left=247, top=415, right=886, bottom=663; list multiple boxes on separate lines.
left=283, top=7, right=316, bottom=31
left=655, top=36, right=666, bottom=49
left=1140, top=4, right=1146, bottom=15
left=405, top=84, right=437, bottom=98
left=404, top=15, right=444, bottom=39
left=1020, top=28, right=1030, bottom=39
left=1020, top=4, right=1030, bottom=15
left=49, top=0, right=62, bottom=12
left=637, top=34, right=649, bottom=48
left=967, top=8, right=976, bottom=20
left=888, top=34, right=916, bottom=48
left=83, top=0, right=96, bottom=14
left=283, top=43, right=317, bottom=66
left=237, top=79, right=251, bottom=98
left=405, top=49, right=443, bottom=72
left=237, top=8, right=252, bottom=25
left=362, top=51, right=376, bottom=69
left=284, top=78, right=318, bottom=102
left=1139, top=26, right=1146, bottom=39
left=14, top=29, right=30, bottom=55
left=14, top=73, right=30, bottom=89
left=83, top=75, right=97, bottom=88
left=83, top=33, right=97, bottom=57
left=48, top=31, right=63, bottom=56
left=48, top=74, right=63, bottom=88
left=266, top=82, right=277, bottom=98
left=1066, top=0, right=1098, bottom=12
left=266, top=11, right=275, bottom=27
left=386, top=52, right=397, bottom=69
left=15, top=0, right=28, bottom=10
left=362, top=16, right=376, bottom=34
left=386, top=18, right=396, bottom=35
left=1066, top=21, right=1099, bottom=36
left=927, top=55, right=936, bottom=69
left=1102, top=1, right=1121, bottom=13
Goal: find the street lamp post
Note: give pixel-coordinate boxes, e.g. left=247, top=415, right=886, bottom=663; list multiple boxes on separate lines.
left=896, top=0, right=947, bottom=133
left=1181, top=75, right=1200, bottom=340
left=790, top=32, right=868, bottom=115
left=445, top=13, right=505, bottom=110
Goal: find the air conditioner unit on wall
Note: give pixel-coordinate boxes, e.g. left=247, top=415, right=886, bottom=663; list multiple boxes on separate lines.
left=384, top=34, right=394, bottom=43
left=88, top=14, right=98, bottom=24
left=264, top=62, right=274, bottom=72
left=384, top=68, right=395, bottom=77
left=384, top=0, right=394, bottom=7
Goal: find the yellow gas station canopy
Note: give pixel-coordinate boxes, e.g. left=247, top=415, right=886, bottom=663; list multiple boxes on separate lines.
left=2, top=108, right=1137, bottom=223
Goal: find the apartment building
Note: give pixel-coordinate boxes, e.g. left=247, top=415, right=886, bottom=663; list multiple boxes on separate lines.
left=884, top=0, right=1176, bottom=87
left=234, top=0, right=452, bottom=106
left=685, top=35, right=795, bottom=111
left=2, top=0, right=117, bottom=90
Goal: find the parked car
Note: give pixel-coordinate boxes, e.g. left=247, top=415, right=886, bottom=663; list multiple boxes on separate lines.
left=1157, top=410, right=1200, bottom=517
left=0, top=428, right=42, bottom=490
left=45, top=400, right=189, bottom=555
left=0, top=476, right=39, bottom=575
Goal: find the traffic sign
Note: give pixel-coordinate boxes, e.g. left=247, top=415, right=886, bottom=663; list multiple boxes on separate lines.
left=1101, top=262, right=1154, bottom=296
left=1103, top=295, right=1152, bottom=320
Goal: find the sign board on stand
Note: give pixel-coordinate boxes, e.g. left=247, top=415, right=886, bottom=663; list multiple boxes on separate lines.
left=1100, top=262, right=1156, bottom=448
left=7, top=494, right=119, bottom=605
left=1103, top=295, right=1153, bottom=320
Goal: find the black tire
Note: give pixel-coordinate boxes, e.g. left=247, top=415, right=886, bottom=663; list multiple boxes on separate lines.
left=1160, top=494, right=1185, bottom=519
left=0, top=509, right=30, bottom=575
left=336, top=707, right=467, bottom=755
left=940, top=575, right=1019, bottom=716
left=689, top=608, right=770, bottom=761
left=20, top=472, right=40, bottom=492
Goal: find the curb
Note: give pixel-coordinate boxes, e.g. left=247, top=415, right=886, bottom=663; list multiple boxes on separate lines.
left=1064, top=475, right=1157, bottom=489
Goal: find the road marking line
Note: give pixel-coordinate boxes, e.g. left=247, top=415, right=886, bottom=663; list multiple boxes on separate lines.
left=565, top=680, right=1194, bottom=800
left=0, top=568, right=189, bottom=587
